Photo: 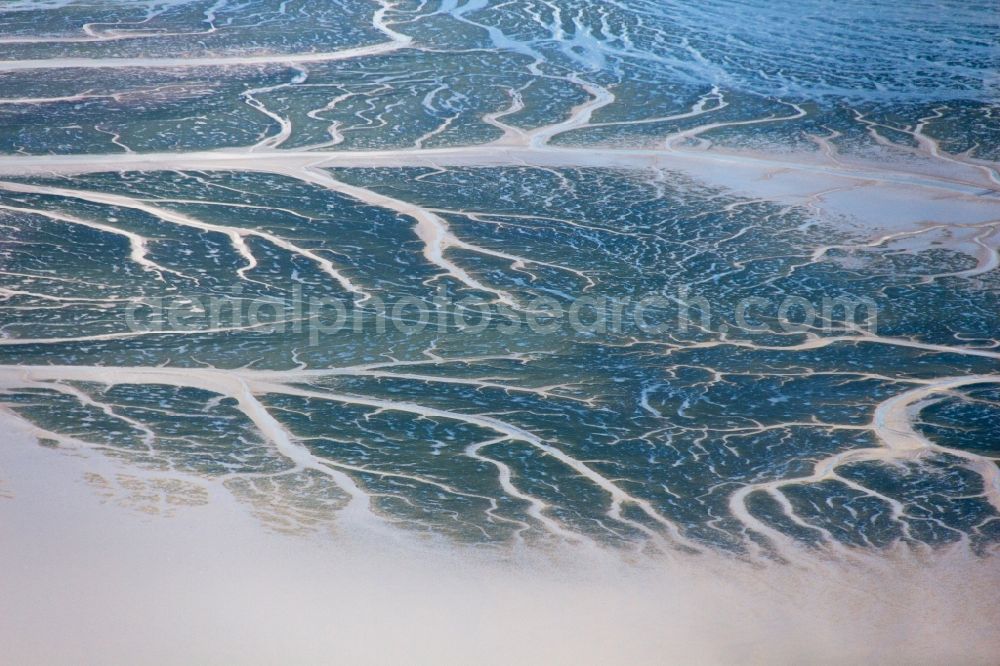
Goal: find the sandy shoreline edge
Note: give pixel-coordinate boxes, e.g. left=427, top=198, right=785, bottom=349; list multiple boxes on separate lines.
left=1, top=423, right=998, bottom=665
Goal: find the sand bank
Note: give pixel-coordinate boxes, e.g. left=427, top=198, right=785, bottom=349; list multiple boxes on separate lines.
left=1, top=423, right=998, bottom=665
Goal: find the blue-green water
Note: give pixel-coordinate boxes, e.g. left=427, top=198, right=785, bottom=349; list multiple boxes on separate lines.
left=0, top=0, right=998, bottom=563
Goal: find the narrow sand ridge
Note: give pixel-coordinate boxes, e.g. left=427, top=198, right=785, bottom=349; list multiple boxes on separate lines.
left=0, top=145, right=994, bottom=197
left=0, top=40, right=410, bottom=71
left=1, top=143, right=996, bottom=282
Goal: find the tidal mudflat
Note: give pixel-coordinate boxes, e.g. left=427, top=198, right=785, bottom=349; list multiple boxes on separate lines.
left=0, top=1, right=998, bottom=663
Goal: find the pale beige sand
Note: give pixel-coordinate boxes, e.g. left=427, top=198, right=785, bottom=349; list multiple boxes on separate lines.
left=1, top=423, right=998, bottom=666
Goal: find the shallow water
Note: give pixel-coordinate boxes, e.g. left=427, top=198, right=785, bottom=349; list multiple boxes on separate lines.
left=0, top=1, right=998, bottom=662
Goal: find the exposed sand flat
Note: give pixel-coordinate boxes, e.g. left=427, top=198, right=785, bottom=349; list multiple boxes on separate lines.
left=0, top=40, right=409, bottom=72
left=1, top=418, right=999, bottom=666
left=0, top=144, right=993, bottom=193
left=0, top=29, right=207, bottom=45
left=0, top=143, right=995, bottom=264
left=0, top=144, right=994, bottom=204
